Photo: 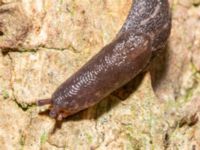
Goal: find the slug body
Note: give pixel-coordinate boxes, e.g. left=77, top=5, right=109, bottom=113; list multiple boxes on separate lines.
left=37, top=0, right=171, bottom=120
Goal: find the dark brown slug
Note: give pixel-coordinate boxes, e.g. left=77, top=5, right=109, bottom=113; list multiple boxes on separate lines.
left=36, top=0, right=171, bottom=120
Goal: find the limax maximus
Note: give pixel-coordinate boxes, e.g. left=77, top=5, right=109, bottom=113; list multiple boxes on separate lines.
left=37, top=0, right=171, bottom=120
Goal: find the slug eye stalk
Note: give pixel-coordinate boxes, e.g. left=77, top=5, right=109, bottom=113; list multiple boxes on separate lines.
left=36, top=98, right=52, bottom=106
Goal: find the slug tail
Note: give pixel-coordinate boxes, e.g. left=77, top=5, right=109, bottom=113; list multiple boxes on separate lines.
left=36, top=98, right=52, bottom=106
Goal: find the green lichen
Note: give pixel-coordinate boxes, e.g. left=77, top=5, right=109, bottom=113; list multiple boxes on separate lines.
left=130, top=105, right=137, bottom=118
left=85, top=133, right=93, bottom=144
left=66, top=1, right=77, bottom=16
left=59, top=0, right=64, bottom=4
left=124, top=125, right=134, bottom=133
left=171, top=0, right=178, bottom=12
left=19, top=135, right=25, bottom=150
left=182, top=63, right=199, bottom=102
left=184, top=84, right=197, bottom=102
left=40, top=132, right=48, bottom=145
left=126, top=133, right=142, bottom=150
left=2, top=89, right=9, bottom=99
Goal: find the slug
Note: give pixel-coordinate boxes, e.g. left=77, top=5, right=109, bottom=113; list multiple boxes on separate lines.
left=36, top=0, right=171, bottom=120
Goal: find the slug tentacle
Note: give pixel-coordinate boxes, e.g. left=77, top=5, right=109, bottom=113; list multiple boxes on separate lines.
left=36, top=98, right=52, bottom=106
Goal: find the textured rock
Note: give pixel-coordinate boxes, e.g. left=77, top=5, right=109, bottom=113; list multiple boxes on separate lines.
left=0, top=100, right=28, bottom=150
left=0, top=0, right=200, bottom=150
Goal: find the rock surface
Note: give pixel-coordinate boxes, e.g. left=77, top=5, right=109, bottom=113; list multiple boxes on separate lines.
left=0, top=0, right=200, bottom=149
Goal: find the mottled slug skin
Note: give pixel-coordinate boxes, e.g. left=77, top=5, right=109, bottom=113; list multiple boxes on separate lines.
left=37, top=0, right=171, bottom=120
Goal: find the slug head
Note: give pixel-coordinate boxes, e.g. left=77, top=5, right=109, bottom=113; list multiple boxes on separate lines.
left=36, top=98, right=70, bottom=121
